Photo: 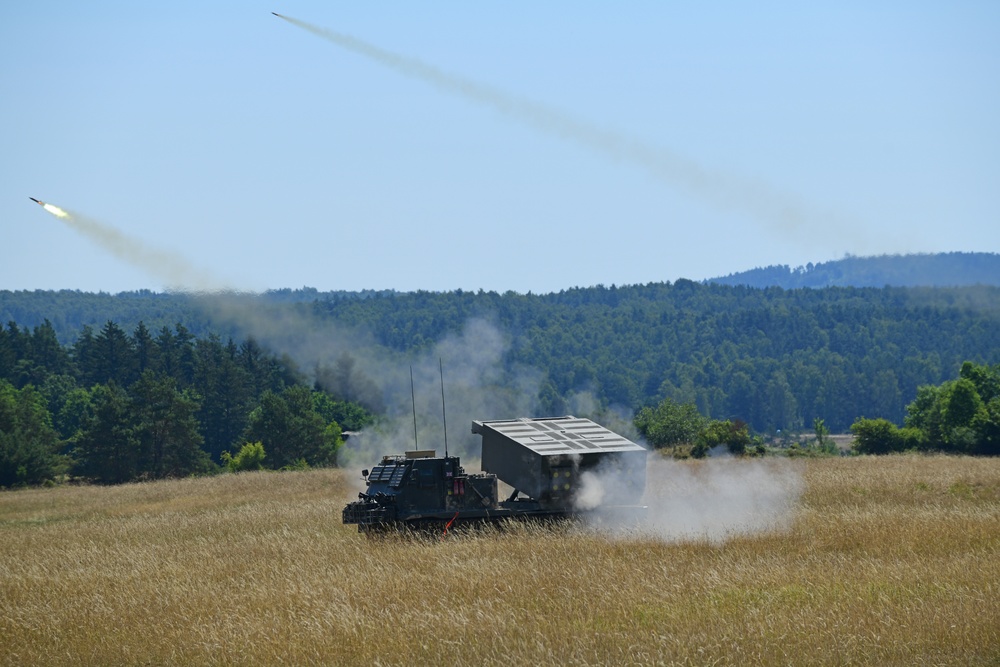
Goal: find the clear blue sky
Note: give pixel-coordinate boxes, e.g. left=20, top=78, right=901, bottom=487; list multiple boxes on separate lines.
left=2, top=1, right=998, bottom=294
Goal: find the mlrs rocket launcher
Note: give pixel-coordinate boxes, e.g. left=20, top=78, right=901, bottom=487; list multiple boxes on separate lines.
left=342, top=416, right=647, bottom=532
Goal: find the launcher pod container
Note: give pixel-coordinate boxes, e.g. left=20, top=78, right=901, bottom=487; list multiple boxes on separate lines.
left=342, top=416, right=647, bottom=532
left=474, top=416, right=647, bottom=506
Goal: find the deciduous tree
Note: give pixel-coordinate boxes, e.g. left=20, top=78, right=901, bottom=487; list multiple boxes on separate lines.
left=242, top=386, right=340, bottom=469
left=634, top=398, right=706, bottom=448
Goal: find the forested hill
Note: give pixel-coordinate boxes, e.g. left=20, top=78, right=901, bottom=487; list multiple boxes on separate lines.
left=319, top=284, right=1000, bottom=432
left=0, top=289, right=395, bottom=345
left=3, top=282, right=999, bottom=435
left=708, top=252, right=1000, bottom=289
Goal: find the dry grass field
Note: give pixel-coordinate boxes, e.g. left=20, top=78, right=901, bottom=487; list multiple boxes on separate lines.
left=2, top=454, right=998, bottom=666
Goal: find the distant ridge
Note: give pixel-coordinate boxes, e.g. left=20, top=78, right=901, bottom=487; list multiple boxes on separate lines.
left=707, top=252, right=1000, bottom=289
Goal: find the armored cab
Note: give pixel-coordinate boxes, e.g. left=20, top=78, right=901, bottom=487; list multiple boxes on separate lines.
left=473, top=416, right=647, bottom=508
left=342, top=450, right=499, bottom=529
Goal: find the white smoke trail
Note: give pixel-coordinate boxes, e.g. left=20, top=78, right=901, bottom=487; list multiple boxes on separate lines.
left=39, top=203, right=374, bottom=378
left=44, top=204, right=231, bottom=292
left=276, top=14, right=855, bottom=240
left=37, top=201, right=385, bottom=381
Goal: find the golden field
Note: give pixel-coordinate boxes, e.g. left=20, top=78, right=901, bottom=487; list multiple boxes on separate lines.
left=1, top=455, right=998, bottom=666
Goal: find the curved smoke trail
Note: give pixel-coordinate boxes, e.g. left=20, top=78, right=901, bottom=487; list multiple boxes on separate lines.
left=274, top=13, right=854, bottom=241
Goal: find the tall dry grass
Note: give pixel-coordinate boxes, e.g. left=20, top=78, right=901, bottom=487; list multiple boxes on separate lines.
left=1, top=455, right=998, bottom=666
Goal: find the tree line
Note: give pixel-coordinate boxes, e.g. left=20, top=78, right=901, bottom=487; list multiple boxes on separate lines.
left=3, top=303, right=999, bottom=488
left=634, top=360, right=1000, bottom=458
left=3, top=281, right=999, bottom=436
left=0, top=320, right=373, bottom=487
left=851, top=361, right=1000, bottom=456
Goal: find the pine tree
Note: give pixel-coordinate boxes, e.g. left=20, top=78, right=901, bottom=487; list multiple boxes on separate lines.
left=73, top=382, right=138, bottom=484
left=131, top=371, right=210, bottom=478
left=91, top=321, right=136, bottom=387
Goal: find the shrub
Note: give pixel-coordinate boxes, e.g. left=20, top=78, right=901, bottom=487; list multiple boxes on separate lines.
left=222, top=441, right=266, bottom=473
left=851, top=418, right=904, bottom=454
left=280, top=458, right=310, bottom=472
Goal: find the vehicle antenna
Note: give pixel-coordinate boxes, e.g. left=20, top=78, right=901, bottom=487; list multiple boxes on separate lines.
left=440, top=358, right=449, bottom=458
left=410, top=365, right=418, bottom=451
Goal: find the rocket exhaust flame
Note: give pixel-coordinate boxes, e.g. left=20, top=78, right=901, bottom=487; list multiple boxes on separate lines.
left=30, top=197, right=69, bottom=219
left=43, top=204, right=69, bottom=218
left=272, top=13, right=863, bottom=244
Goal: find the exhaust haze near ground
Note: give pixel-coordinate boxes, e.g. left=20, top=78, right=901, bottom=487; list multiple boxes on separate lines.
left=635, top=456, right=804, bottom=543
left=575, top=449, right=804, bottom=543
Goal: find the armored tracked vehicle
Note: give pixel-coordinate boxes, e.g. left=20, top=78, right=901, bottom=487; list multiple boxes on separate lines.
left=342, top=416, right=647, bottom=532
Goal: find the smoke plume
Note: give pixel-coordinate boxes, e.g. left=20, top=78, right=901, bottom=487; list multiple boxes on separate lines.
left=275, top=14, right=855, bottom=241
left=578, top=454, right=804, bottom=543
left=338, top=317, right=544, bottom=468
